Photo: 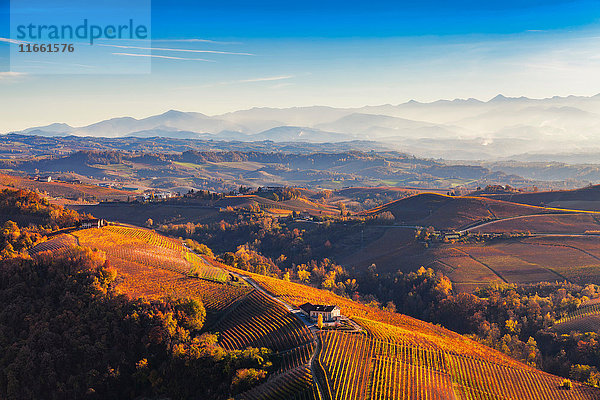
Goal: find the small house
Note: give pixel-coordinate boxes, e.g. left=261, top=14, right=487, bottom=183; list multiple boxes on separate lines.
left=37, top=176, right=52, bottom=182
left=299, top=302, right=341, bottom=322
left=79, top=218, right=105, bottom=229
left=444, top=234, right=461, bottom=240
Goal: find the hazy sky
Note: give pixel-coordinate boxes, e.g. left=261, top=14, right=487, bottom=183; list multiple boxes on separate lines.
left=1, top=0, right=600, bottom=131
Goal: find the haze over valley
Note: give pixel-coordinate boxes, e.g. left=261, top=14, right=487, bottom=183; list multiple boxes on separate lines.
left=13, top=93, right=600, bottom=161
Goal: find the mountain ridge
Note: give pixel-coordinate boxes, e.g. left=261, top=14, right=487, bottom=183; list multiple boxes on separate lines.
left=9, top=93, right=600, bottom=160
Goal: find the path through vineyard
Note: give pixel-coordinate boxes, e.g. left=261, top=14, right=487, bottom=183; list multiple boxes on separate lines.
left=227, top=269, right=329, bottom=400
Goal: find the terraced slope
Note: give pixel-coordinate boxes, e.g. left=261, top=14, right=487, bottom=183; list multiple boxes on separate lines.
left=223, top=267, right=600, bottom=400
left=214, top=195, right=339, bottom=216
left=238, top=365, right=320, bottom=400
left=214, top=289, right=314, bottom=352
left=30, top=226, right=248, bottom=316
left=30, top=226, right=320, bottom=399
left=322, top=324, right=596, bottom=400
left=0, top=172, right=130, bottom=201
left=73, top=225, right=229, bottom=282
left=553, top=302, right=600, bottom=333
left=426, top=236, right=600, bottom=291
left=29, top=233, right=77, bottom=254
left=239, top=271, right=532, bottom=362
left=30, top=226, right=600, bottom=400
left=468, top=213, right=600, bottom=234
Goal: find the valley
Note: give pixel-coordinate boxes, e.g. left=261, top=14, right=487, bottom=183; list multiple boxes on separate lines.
left=3, top=141, right=600, bottom=398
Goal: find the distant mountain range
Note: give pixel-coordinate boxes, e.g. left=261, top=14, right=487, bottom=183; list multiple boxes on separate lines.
left=11, top=93, right=600, bottom=160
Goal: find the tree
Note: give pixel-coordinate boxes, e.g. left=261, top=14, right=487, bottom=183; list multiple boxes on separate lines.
left=317, top=314, right=324, bottom=329
left=298, top=269, right=310, bottom=283
left=145, top=218, right=153, bottom=227
left=384, top=301, right=396, bottom=313
left=231, top=368, right=267, bottom=393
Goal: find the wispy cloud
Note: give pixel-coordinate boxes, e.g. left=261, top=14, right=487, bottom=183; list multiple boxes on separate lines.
left=200, top=75, right=295, bottom=88
left=0, top=37, right=28, bottom=45
left=98, top=44, right=253, bottom=56
left=0, top=72, right=26, bottom=80
left=112, top=52, right=216, bottom=62
left=153, top=38, right=240, bottom=45
left=237, top=75, right=295, bottom=83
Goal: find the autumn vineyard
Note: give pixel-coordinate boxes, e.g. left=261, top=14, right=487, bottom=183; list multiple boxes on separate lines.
left=24, top=225, right=600, bottom=399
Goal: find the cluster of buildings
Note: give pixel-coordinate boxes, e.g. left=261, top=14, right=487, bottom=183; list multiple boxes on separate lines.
left=135, top=191, right=175, bottom=202
left=32, top=175, right=80, bottom=184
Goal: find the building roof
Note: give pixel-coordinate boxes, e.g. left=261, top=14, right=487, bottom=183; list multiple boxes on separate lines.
left=300, top=302, right=339, bottom=313
left=80, top=218, right=100, bottom=224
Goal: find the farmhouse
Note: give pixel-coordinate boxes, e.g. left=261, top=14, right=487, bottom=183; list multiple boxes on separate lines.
left=78, top=218, right=105, bottom=229
left=299, top=302, right=341, bottom=322
left=36, top=175, right=52, bottom=182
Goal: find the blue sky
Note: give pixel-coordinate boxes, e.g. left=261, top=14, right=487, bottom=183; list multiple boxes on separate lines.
left=1, top=0, right=600, bottom=131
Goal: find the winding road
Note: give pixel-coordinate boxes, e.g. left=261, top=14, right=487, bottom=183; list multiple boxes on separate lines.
left=225, top=269, right=330, bottom=400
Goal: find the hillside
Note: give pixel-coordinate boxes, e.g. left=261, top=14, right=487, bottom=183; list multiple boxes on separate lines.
left=0, top=172, right=130, bottom=202
left=468, top=213, right=600, bottom=234
left=70, top=194, right=339, bottom=227
left=362, top=193, right=561, bottom=230
left=221, top=266, right=599, bottom=400
left=485, top=185, right=600, bottom=211
left=343, top=232, right=600, bottom=292
left=32, top=225, right=600, bottom=399
left=0, top=145, right=567, bottom=194
left=332, top=192, right=600, bottom=291
left=214, top=195, right=339, bottom=216
left=553, top=302, right=600, bottom=334
left=327, top=223, right=600, bottom=292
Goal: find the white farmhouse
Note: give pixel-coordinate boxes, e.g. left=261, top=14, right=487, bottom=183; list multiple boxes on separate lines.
left=299, top=302, right=341, bottom=322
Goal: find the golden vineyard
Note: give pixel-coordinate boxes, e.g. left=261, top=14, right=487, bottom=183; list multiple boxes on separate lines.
left=31, top=226, right=600, bottom=400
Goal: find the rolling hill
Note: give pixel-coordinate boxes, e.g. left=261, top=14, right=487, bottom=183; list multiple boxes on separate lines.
left=221, top=265, right=600, bottom=400
left=320, top=193, right=600, bottom=291
left=485, top=185, right=600, bottom=212
left=69, top=194, right=339, bottom=226
left=0, top=173, right=130, bottom=202
left=468, top=213, right=600, bottom=234
left=362, top=193, right=562, bottom=230
left=31, top=225, right=600, bottom=400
